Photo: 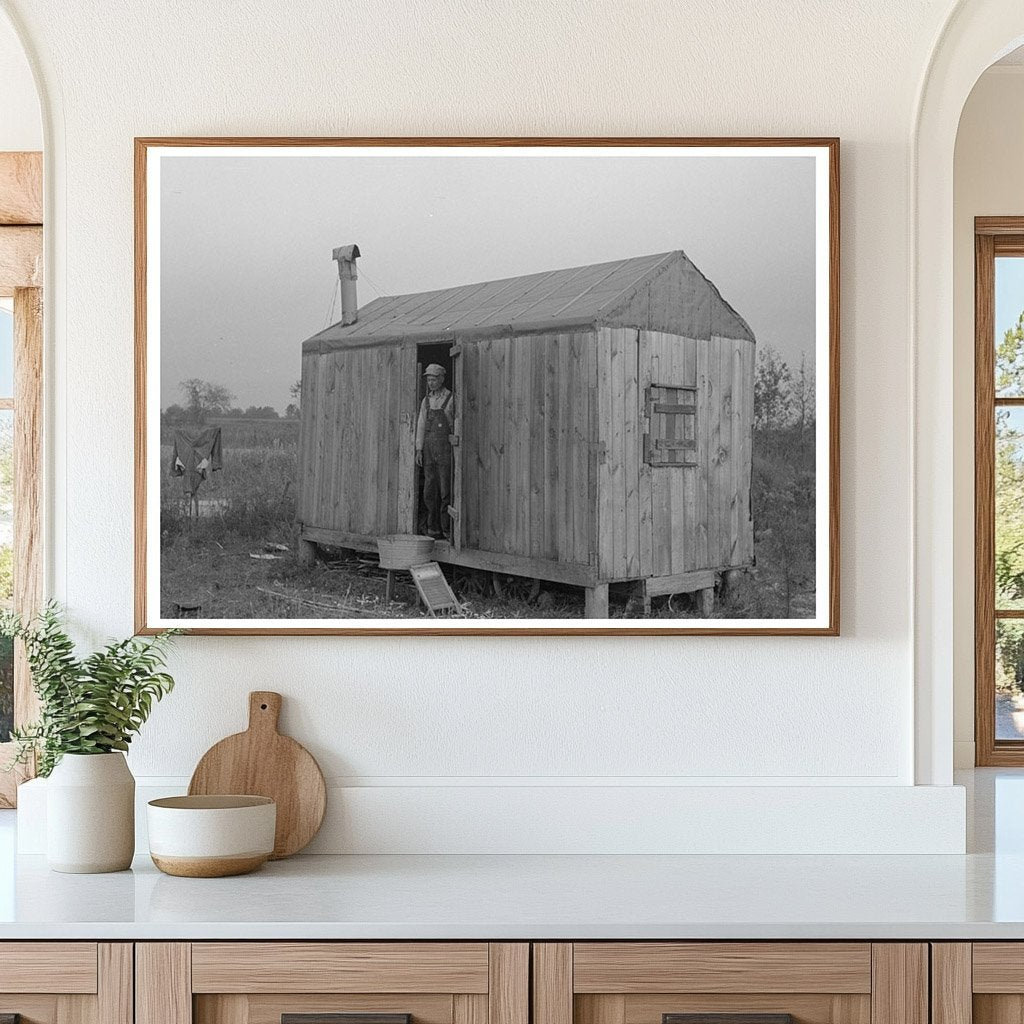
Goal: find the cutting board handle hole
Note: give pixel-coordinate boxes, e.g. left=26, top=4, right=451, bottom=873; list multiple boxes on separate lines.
left=260, top=703, right=268, bottom=710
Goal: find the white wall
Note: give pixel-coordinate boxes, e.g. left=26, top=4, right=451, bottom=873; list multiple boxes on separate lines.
left=0, top=12, right=38, bottom=151
left=952, top=66, right=1024, bottom=767
left=0, top=0, right=972, bottom=852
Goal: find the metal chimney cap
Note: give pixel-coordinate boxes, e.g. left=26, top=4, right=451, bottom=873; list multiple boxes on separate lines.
left=332, top=244, right=361, bottom=262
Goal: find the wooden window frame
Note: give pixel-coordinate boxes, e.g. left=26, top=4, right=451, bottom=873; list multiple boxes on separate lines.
left=643, top=382, right=698, bottom=468
left=0, top=151, right=43, bottom=806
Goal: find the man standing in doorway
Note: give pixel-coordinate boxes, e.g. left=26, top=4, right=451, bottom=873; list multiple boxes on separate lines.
left=416, top=363, right=454, bottom=539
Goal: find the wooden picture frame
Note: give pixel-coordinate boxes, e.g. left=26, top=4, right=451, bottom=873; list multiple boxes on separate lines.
left=135, top=137, right=839, bottom=636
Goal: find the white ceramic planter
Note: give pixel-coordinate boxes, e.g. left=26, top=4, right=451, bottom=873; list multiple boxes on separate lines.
left=46, top=752, right=135, bottom=873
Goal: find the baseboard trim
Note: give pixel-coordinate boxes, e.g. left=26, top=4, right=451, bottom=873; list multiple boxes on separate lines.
left=17, top=778, right=967, bottom=856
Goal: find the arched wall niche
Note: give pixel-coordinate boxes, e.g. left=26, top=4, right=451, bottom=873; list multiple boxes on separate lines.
left=914, top=1, right=1024, bottom=785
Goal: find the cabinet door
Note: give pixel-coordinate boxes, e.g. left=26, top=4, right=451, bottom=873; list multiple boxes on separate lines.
left=0, top=943, right=131, bottom=1024
left=137, top=943, right=528, bottom=1024
left=940, top=943, right=1024, bottom=1024
left=534, top=944, right=928, bottom=1024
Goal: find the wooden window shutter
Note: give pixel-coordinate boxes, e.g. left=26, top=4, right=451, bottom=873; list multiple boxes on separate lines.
left=643, top=384, right=697, bottom=467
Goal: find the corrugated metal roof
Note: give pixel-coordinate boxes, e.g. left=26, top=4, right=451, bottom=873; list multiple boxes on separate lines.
left=306, top=251, right=678, bottom=344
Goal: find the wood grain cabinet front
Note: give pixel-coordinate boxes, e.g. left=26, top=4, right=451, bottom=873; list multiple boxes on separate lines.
left=533, top=944, right=929, bottom=1024
left=933, top=943, right=1024, bottom=1024
left=136, top=944, right=529, bottom=1024
left=0, top=943, right=132, bottom=1024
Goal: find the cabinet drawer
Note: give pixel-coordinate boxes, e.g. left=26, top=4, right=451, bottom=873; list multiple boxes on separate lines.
left=191, top=943, right=491, bottom=993
left=534, top=944, right=926, bottom=1024
left=0, top=943, right=130, bottom=1024
left=0, top=942, right=99, bottom=994
left=139, top=943, right=528, bottom=1024
left=572, top=944, right=872, bottom=994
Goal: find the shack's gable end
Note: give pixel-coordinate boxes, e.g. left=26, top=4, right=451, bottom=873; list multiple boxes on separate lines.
left=302, top=250, right=754, bottom=353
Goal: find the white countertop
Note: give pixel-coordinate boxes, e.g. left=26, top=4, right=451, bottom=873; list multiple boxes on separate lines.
left=0, top=849, right=1022, bottom=940
left=1, top=769, right=1021, bottom=941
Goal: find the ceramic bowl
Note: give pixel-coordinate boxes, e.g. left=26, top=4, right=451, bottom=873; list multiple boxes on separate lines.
left=147, top=795, right=276, bottom=877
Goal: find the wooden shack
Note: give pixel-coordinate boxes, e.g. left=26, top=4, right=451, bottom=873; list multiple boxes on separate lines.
left=297, top=249, right=755, bottom=617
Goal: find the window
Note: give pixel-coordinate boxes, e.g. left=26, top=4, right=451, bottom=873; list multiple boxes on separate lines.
left=0, top=150, right=43, bottom=805
left=975, top=219, right=1024, bottom=764
left=643, top=384, right=697, bottom=467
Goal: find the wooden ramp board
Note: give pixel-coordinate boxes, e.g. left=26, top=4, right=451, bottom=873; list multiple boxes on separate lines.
left=410, top=562, right=462, bottom=615
left=188, top=691, right=326, bottom=859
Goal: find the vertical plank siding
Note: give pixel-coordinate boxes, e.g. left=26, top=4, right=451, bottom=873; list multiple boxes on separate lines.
left=599, top=328, right=754, bottom=583
left=457, top=331, right=596, bottom=568
left=298, top=342, right=414, bottom=539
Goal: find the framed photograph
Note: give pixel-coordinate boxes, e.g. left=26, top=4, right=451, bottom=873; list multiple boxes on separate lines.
left=135, top=137, right=839, bottom=635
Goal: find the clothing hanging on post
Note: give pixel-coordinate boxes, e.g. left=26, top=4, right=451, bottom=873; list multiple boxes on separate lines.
left=170, top=427, right=223, bottom=501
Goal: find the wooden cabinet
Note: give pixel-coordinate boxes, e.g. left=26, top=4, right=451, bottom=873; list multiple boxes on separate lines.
left=532, top=944, right=929, bottom=1024
left=932, top=943, right=1024, bottom=1024
left=0, top=942, right=132, bottom=1024
left=136, top=944, right=528, bottom=1024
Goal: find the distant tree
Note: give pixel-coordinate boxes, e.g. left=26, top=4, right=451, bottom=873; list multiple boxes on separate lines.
left=754, top=346, right=793, bottom=455
left=998, top=311, right=1024, bottom=396
left=242, top=405, right=279, bottom=419
left=285, top=403, right=299, bottom=419
left=792, top=353, right=815, bottom=437
left=179, top=379, right=234, bottom=423
left=161, top=403, right=186, bottom=425
left=289, top=380, right=301, bottom=403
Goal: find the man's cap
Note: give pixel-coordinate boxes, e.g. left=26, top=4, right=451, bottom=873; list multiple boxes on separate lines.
left=423, top=364, right=445, bottom=377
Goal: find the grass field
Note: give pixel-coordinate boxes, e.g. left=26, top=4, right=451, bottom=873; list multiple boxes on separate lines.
left=159, top=418, right=815, bottom=620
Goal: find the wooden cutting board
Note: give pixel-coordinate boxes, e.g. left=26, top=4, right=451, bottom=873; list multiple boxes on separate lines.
left=188, top=691, right=327, bottom=859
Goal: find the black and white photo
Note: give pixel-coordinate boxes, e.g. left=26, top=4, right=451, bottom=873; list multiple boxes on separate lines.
left=136, top=139, right=838, bottom=634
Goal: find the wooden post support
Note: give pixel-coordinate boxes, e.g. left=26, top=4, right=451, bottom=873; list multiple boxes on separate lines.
left=585, top=583, right=609, bottom=618
left=385, top=569, right=396, bottom=604
left=297, top=536, right=317, bottom=567
left=698, top=586, right=715, bottom=617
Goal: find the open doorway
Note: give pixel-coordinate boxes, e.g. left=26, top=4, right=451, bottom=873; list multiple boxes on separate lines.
left=414, top=342, right=454, bottom=537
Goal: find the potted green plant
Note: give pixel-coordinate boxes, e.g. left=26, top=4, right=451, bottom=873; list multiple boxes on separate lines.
left=2, top=603, right=178, bottom=873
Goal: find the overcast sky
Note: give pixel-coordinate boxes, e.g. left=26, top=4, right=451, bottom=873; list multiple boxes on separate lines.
left=159, top=150, right=817, bottom=411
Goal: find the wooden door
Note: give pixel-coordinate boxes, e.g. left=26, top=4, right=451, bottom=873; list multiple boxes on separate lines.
left=533, top=943, right=927, bottom=1024
left=448, top=344, right=463, bottom=551
left=137, top=943, right=528, bottom=1024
